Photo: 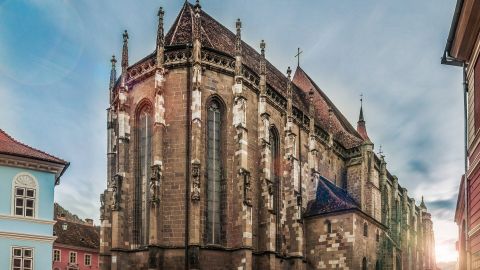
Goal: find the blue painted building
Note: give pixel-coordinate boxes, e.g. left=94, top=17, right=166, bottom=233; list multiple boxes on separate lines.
left=0, top=129, right=68, bottom=270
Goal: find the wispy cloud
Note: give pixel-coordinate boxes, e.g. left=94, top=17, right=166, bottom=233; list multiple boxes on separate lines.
left=1, top=0, right=461, bottom=263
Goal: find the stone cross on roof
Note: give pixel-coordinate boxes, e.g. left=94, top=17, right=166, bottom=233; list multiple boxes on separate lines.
left=295, top=47, right=303, bottom=67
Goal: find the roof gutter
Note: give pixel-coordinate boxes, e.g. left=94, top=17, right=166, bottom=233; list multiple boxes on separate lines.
left=441, top=0, right=465, bottom=66
left=441, top=1, right=471, bottom=267
left=56, top=161, right=70, bottom=185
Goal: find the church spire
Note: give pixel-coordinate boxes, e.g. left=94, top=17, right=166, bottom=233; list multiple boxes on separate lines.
left=356, top=94, right=370, bottom=141
left=420, top=196, right=427, bottom=210
left=121, top=30, right=129, bottom=88
left=156, top=6, right=165, bottom=67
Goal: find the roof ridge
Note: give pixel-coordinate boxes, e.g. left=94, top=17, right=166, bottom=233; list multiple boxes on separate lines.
left=294, top=67, right=363, bottom=140
left=167, top=2, right=189, bottom=46
left=0, top=129, right=67, bottom=164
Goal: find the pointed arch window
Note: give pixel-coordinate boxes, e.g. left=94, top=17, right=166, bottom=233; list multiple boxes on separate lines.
left=134, top=107, right=152, bottom=247
left=326, top=220, right=332, bottom=234
left=206, top=99, right=223, bottom=244
left=362, top=257, right=367, bottom=270
left=270, top=126, right=281, bottom=252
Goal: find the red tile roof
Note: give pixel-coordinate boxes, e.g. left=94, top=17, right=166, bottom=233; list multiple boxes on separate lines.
left=0, top=129, right=67, bottom=164
left=165, top=2, right=307, bottom=110
left=54, top=219, right=99, bottom=250
left=163, top=2, right=364, bottom=149
left=292, top=67, right=364, bottom=148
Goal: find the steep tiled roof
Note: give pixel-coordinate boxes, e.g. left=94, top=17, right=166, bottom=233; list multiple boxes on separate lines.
left=304, top=175, right=359, bottom=217
left=356, top=106, right=370, bottom=141
left=54, top=219, right=99, bottom=250
left=0, top=129, right=67, bottom=164
left=292, top=67, right=363, bottom=148
left=163, top=2, right=362, bottom=149
left=165, top=2, right=307, bottom=110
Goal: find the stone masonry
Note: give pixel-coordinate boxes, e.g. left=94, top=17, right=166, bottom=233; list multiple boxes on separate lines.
left=99, top=1, right=437, bottom=269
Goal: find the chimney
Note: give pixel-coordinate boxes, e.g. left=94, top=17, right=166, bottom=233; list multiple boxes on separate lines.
left=85, top=218, right=94, bottom=226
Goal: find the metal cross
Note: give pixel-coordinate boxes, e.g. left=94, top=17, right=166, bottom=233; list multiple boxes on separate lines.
left=360, top=93, right=363, bottom=105
left=295, top=47, right=303, bottom=67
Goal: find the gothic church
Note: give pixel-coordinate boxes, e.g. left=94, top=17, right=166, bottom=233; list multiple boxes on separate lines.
left=99, top=2, right=437, bottom=269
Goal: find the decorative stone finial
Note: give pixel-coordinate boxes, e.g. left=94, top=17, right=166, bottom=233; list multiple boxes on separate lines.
left=194, top=0, right=201, bottom=15
left=260, top=40, right=265, bottom=57
left=235, top=18, right=242, bottom=54
left=156, top=7, right=165, bottom=67
left=122, top=30, right=129, bottom=69
left=236, top=18, right=242, bottom=32
left=287, top=66, right=292, bottom=80
left=109, top=55, right=117, bottom=91
left=260, top=40, right=266, bottom=76
left=193, top=1, right=201, bottom=41
left=120, top=30, right=129, bottom=88
left=420, top=196, right=427, bottom=210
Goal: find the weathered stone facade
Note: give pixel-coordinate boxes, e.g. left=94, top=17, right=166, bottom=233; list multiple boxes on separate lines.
left=99, top=2, right=436, bottom=269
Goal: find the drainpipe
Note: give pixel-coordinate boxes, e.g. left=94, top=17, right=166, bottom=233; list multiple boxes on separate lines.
left=185, top=44, right=192, bottom=270
left=463, top=62, right=470, bottom=269
left=440, top=1, right=469, bottom=266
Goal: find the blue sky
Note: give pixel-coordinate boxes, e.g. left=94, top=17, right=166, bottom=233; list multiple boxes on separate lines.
left=0, top=0, right=461, bottom=263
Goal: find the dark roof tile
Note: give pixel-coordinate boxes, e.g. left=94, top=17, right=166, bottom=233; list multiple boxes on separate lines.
left=305, top=175, right=359, bottom=217
left=54, top=219, right=99, bottom=250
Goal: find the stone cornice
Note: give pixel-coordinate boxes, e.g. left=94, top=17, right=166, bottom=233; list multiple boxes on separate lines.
left=0, top=214, right=56, bottom=225
left=0, top=231, right=56, bottom=243
left=0, top=154, right=64, bottom=180
left=119, top=46, right=357, bottom=157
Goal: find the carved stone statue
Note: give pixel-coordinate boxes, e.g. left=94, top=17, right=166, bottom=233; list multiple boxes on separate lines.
left=241, top=169, right=252, bottom=206
left=112, top=174, right=123, bottom=211
left=233, top=98, right=246, bottom=128
left=191, top=163, right=201, bottom=202
left=100, top=193, right=105, bottom=220
left=150, top=164, right=161, bottom=206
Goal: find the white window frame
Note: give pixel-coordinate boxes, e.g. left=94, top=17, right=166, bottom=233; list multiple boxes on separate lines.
left=69, top=251, right=77, bottom=264
left=84, top=254, right=92, bottom=266
left=53, top=249, right=61, bottom=262
left=11, top=173, right=39, bottom=218
left=11, top=246, right=34, bottom=270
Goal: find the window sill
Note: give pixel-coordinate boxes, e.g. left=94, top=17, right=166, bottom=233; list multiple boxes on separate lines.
left=0, top=214, right=55, bottom=225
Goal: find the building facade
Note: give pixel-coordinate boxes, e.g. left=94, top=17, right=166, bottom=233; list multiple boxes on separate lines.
left=100, top=2, right=436, bottom=269
left=0, top=129, right=69, bottom=270
left=442, top=0, right=480, bottom=269
left=52, top=211, right=100, bottom=270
